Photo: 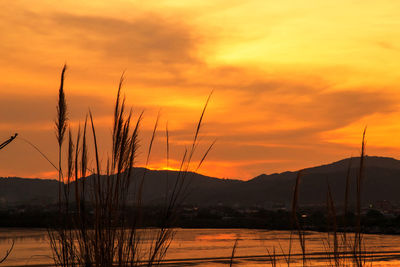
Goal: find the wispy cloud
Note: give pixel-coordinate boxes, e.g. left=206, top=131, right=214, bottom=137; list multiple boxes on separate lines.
left=1, top=1, right=400, bottom=179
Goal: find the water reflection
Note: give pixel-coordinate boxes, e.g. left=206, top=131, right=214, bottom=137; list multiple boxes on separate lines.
left=0, top=228, right=400, bottom=266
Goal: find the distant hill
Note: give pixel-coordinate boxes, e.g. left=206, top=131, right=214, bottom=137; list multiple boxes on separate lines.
left=1, top=156, right=400, bottom=208
left=0, top=177, right=59, bottom=205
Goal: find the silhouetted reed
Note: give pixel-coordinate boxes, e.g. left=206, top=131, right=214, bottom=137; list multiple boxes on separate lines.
left=56, top=65, right=67, bottom=208
left=229, top=238, right=238, bottom=267
left=0, top=240, right=13, bottom=264
left=0, top=134, right=18, bottom=263
left=48, top=66, right=213, bottom=266
left=256, top=129, right=370, bottom=267
left=0, top=133, right=17, bottom=151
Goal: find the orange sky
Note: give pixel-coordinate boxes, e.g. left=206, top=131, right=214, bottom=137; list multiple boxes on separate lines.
left=1, top=0, right=400, bottom=180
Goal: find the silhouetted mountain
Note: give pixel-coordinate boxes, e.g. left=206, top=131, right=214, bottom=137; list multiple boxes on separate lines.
left=241, top=156, right=400, bottom=207
left=0, top=177, right=58, bottom=205
left=1, top=156, right=400, bottom=208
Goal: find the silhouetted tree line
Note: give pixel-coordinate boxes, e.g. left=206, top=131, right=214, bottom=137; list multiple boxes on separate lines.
left=2, top=205, right=400, bottom=234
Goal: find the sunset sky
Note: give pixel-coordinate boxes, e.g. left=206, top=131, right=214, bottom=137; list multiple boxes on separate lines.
left=1, top=0, right=400, bottom=180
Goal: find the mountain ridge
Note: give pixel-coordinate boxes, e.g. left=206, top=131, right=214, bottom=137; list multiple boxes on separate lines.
left=1, top=156, right=400, bottom=208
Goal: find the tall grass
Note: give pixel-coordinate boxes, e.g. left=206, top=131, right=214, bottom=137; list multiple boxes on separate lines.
left=48, top=66, right=213, bottom=266
left=291, top=171, right=307, bottom=266
left=353, top=127, right=367, bottom=267
left=56, top=64, right=67, bottom=209
left=0, top=134, right=18, bottom=263
left=0, top=240, right=13, bottom=264
left=0, top=133, right=18, bottom=151
left=304, top=128, right=368, bottom=267
left=257, top=128, right=370, bottom=267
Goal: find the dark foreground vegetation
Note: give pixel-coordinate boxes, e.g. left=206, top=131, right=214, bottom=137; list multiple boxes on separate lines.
left=47, top=65, right=216, bottom=267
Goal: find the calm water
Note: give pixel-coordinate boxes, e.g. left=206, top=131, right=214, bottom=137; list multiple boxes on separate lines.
left=1, top=228, right=400, bottom=266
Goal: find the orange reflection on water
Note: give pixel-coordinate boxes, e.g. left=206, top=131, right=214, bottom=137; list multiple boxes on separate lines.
left=195, top=233, right=237, bottom=241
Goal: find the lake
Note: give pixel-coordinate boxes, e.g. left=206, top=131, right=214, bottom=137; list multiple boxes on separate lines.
left=1, top=228, right=400, bottom=266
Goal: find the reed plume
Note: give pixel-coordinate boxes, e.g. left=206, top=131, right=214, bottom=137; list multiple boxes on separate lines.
left=55, top=64, right=68, bottom=207
left=56, top=65, right=67, bottom=147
